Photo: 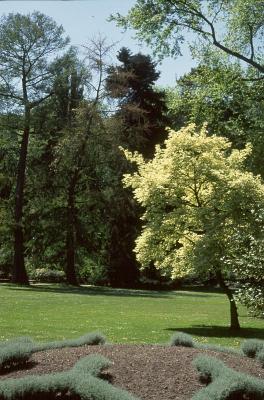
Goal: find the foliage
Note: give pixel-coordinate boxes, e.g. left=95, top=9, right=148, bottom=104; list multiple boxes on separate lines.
left=106, top=47, right=168, bottom=157
left=225, top=233, right=264, bottom=318
left=166, top=62, right=264, bottom=177
left=0, top=332, right=105, bottom=358
left=0, top=338, right=34, bottom=371
left=169, top=332, right=240, bottom=355
left=123, top=123, right=264, bottom=278
left=169, top=332, right=194, bottom=347
left=241, top=339, right=264, bottom=359
left=0, top=11, right=69, bottom=284
left=29, top=268, right=66, bottom=283
left=123, top=123, right=264, bottom=329
left=112, top=0, right=264, bottom=74
left=34, top=332, right=106, bottom=351
left=192, top=355, right=264, bottom=399
left=0, top=354, right=139, bottom=400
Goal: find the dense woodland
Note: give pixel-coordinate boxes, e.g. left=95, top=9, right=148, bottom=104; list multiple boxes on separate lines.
left=0, top=1, right=264, bottom=327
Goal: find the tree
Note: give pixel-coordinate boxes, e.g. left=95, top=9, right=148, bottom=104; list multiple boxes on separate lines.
left=166, top=60, right=264, bottom=176
left=106, top=47, right=168, bottom=157
left=51, top=37, right=113, bottom=285
left=123, top=124, right=264, bottom=330
left=113, top=0, right=264, bottom=75
left=0, top=12, right=69, bottom=284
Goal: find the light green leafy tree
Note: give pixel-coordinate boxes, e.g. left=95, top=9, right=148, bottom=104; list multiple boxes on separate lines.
left=123, top=124, right=264, bottom=330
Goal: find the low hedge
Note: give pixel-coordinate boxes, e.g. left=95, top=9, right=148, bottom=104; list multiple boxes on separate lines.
left=0, top=337, right=34, bottom=372
left=241, top=339, right=264, bottom=358
left=34, top=332, right=106, bottom=351
left=0, top=332, right=105, bottom=372
left=192, top=355, right=264, bottom=400
left=0, top=354, right=139, bottom=400
left=169, top=332, right=240, bottom=355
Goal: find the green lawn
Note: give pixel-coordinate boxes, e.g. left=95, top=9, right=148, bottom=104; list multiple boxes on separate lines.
left=0, top=283, right=263, bottom=347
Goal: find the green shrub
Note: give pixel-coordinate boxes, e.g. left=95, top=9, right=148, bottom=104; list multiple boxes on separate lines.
left=241, top=339, right=264, bottom=358
left=0, top=340, right=34, bottom=371
left=192, top=355, right=264, bottom=400
left=30, top=268, right=65, bottom=283
left=169, top=332, right=240, bottom=355
left=0, top=355, right=140, bottom=400
left=0, top=332, right=105, bottom=372
left=79, top=257, right=107, bottom=285
left=34, top=332, right=106, bottom=352
left=169, top=332, right=194, bottom=347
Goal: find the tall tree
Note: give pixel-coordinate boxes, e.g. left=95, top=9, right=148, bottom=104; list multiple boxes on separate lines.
left=113, top=0, right=264, bottom=75
left=106, top=47, right=168, bottom=157
left=52, top=37, right=112, bottom=285
left=123, top=124, right=264, bottom=330
left=166, top=60, right=264, bottom=176
left=0, top=12, right=69, bottom=284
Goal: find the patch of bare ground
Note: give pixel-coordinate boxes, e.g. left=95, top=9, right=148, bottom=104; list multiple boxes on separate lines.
left=1, top=345, right=264, bottom=399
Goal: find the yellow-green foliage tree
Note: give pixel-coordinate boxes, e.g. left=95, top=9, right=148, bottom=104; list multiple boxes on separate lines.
left=123, top=124, right=264, bottom=330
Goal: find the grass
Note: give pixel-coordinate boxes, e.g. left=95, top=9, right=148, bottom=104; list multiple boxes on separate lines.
left=0, top=284, right=263, bottom=347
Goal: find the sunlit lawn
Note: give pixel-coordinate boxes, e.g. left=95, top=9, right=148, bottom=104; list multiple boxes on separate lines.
left=0, top=283, right=263, bottom=347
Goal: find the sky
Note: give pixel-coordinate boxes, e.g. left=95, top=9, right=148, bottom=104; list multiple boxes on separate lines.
left=0, top=0, right=196, bottom=86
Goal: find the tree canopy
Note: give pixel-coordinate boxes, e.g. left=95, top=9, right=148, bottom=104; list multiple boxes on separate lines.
left=123, top=124, right=264, bottom=328
left=113, top=0, right=264, bottom=75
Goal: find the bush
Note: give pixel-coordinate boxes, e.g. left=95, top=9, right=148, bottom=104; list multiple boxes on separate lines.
left=192, top=355, right=264, bottom=400
left=241, top=339, right=264, bottom=358
left=30, top=268, right=65, bottom=283
left=169, top=332, right=194, bottom=347
left=34, top=332, right=106, bottom=352
left=0, top=355, right=139, bottom=400
left=79, top=257, right=107, bottom=285
left=0, top=338, right=34, bottom=371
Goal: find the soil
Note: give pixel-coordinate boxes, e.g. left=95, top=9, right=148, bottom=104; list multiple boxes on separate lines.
left=1, top=345, right=264, bottom=399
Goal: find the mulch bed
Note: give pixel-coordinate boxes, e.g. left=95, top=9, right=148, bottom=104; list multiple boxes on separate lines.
left=1, top=345, right=264, bottom=399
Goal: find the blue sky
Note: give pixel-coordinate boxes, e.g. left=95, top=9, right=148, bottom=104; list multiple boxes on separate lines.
left=0, top=0, right=196, bottom=86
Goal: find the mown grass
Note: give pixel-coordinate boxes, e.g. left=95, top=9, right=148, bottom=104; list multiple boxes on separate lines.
left=0, top=284, right=263, bottom=347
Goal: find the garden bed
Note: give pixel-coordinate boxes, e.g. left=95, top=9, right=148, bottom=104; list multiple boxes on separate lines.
left=1, top=344, right=264, bottom=399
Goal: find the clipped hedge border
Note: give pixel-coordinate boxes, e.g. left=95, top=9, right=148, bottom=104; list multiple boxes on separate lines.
left=0, top=332, right=105, bottom=372
left=241, top=339, right=264, bottom=368
left=169, top=332, right=240, bottom=355
left=192, top=355, right=264, bottom=400
left=0, top=354, right=139, bottom=400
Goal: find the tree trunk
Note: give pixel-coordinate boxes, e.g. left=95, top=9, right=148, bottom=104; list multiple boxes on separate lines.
left=216, top=270, right=240, bottom=330
left=65, top=177, right=78, bottom=286
left=12, top=107, right=30, bottom=285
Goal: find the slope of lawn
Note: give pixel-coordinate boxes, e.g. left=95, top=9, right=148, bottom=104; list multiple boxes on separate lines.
left=0, top=283, right=263, bottom=347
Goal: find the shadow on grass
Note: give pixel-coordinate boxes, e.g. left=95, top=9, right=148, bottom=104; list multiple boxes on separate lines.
left=165, top=325, right=264, bottom=340
left=3, top=283, right=222, bottom=299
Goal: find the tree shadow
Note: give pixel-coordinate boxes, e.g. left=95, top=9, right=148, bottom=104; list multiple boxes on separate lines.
left=165, top=325, right=264, bottom=340
left=4, top=283, right=172, bottom=299
left=3, top=283, right=222, bottom=299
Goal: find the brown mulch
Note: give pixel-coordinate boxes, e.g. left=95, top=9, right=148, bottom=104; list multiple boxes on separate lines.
left=1, top=345, right=264, bottom=399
